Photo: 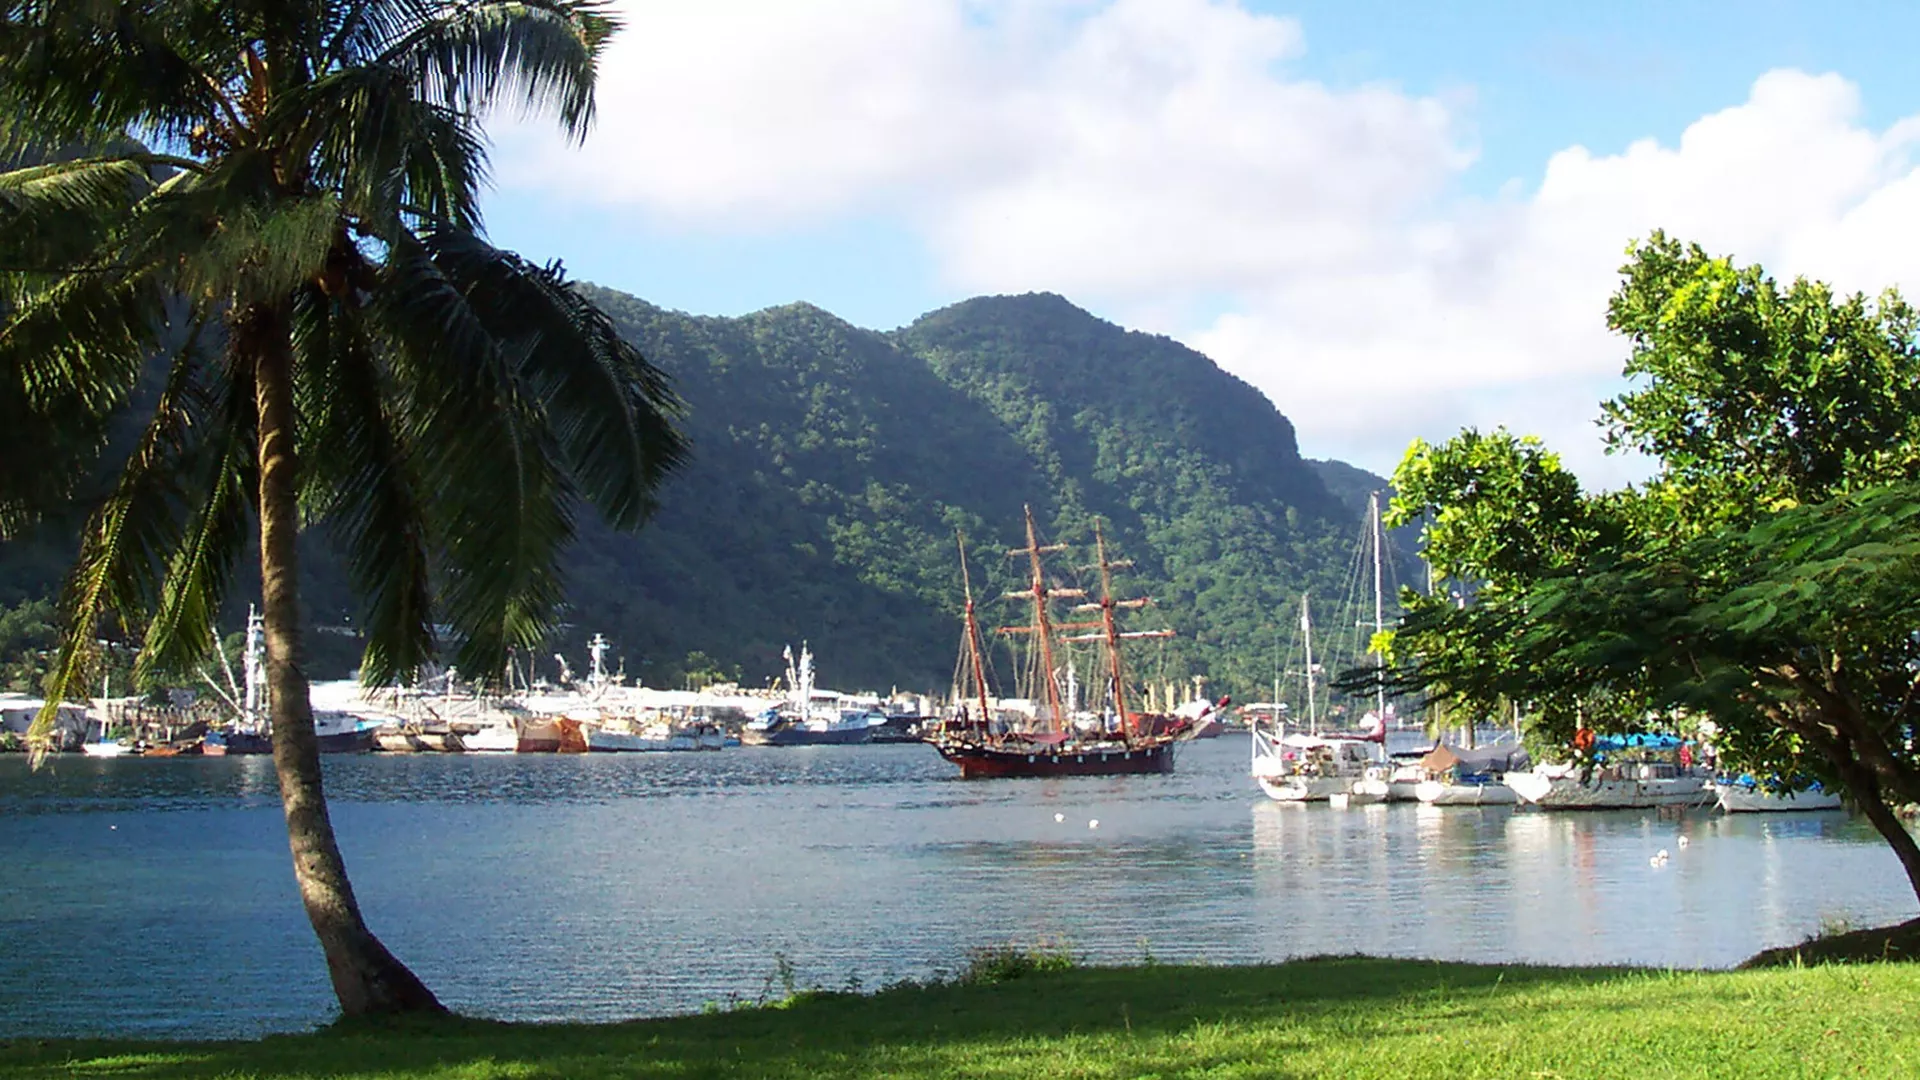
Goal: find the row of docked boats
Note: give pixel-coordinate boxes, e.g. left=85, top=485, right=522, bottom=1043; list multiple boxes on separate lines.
left=1249, top=719, right=1842, bottom=813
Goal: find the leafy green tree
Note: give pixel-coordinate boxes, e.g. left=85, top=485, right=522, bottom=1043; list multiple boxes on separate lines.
left=1380, top=234, right=1920, bottom=902
left=1, top=0, right=683, bottom=1015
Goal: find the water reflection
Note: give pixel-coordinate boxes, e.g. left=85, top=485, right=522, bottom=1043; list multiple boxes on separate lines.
left=0, top=741, right=1911, bottom=1039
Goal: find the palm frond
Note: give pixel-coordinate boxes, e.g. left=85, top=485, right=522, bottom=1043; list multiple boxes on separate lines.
left=377, top=0, right=616, bottom=140
left=374, top=231, right=574, bottom=679
left=293, top=283, right=437, bottom=684
left=136, top=326, right=256, bottom=684
left=0, top=0, right=245, bottom=158
left=413, top=224, right=686, bottom=528
left=29, top=338, right=212, bottom=755
left=276, top=65, right=487, bottom=232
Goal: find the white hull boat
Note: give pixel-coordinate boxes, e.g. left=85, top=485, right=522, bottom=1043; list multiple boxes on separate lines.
left=586, top=726, right=654, bottom=752
left=1256, top=774, right=1353, bottom=802
left=463, top=725, right=519, bottom=753
left=1415, top=779, right=1519, bottom=806
left=1715, top=782, right=1843, bottom=813
left=1507, top=765, right=1710, bottom=809
left=82, top=742, right=132, bottom=758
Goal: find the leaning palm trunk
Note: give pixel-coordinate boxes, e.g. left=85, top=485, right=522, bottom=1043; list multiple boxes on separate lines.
left=4, top=0, right=684, bottom=1019
left=248, top=304, right=441, bottom=1014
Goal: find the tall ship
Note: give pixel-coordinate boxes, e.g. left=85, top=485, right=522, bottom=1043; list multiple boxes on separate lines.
left=924, top=508, right=1185, bottom=779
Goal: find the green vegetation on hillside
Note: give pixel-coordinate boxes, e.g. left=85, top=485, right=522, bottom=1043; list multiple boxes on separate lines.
left=569, top=288, right=1376, bottom=697
left=5, top=958, right=1917, bottom=1079
left=1, top=284, right=1390, bottom=703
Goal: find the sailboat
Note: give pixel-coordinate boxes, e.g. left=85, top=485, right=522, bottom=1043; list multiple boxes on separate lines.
left=1250, top=492, right=1397, bottom=801
left=1249, top=595, right=1385, bottom=800
left=81, top=674, right=134, bottom=757
left=923, top=508, right=1184, bottom=779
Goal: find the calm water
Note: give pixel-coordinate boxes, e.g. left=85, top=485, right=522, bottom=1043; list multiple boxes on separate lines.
left=2, top=737, right=1913, bottom=1038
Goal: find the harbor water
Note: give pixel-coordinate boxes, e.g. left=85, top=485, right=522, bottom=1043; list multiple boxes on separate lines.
left=2, top=736, right=1913, bottom=1038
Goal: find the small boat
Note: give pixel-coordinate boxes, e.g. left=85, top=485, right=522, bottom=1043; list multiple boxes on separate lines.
left=203, top=728, right=272, bottom=756
left=1254, top=731, right=1382, bottom=801
left=1411, top=743, right=1526, bottom=806
left=81, top=740, right=134, bottom=758
left=1714, top=777, right=1843, bottom=812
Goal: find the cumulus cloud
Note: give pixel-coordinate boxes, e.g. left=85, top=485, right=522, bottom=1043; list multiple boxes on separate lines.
left=495, top=2, right=1920, bottom=489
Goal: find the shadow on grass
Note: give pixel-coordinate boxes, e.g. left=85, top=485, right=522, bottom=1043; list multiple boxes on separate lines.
left=1742, top=917, right=1920, bottom=968
left=0, top=958, right=1656, bottom=1080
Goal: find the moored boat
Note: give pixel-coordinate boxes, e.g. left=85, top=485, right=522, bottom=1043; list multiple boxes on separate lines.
left=1714, top=778, right=1843, bottom=813
left=517, top=716, right=588, bottom=753
left=1411, top=743, right=1525, bottom=806
left=1506, top=762, right=1709, bottom=809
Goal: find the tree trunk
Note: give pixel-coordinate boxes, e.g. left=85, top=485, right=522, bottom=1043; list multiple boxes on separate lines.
left=247, top=303, right=444, bottom=1017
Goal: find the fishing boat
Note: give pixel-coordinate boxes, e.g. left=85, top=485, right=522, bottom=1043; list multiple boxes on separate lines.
left=740, top=643, right=886, bottom=746
left=924, top=511, right=1185, bottom=779
left=1714, top=777, right=1844, bottom=812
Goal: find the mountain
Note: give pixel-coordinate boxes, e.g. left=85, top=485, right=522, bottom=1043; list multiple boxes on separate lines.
left=561, top=288, right=1369, bottom=694
left=0, top=289, right=1402, bottom=698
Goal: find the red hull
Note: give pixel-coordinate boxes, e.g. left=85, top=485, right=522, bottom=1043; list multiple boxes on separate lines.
left=930, top=739, right=1176, bottom=778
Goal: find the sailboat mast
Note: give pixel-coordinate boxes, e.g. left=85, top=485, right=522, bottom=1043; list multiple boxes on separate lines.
left=1302, top=593, right=1317, bottom=734
left=1018, top=506, right=1065, bottom=732
left=956, top=531, right=995, bottom=729
left=1092, top=521, right=1134, bottom=740
left=1370, top=490, right=1387, bottom=725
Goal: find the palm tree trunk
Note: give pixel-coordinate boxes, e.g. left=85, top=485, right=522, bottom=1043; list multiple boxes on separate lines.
left=246, top=302, right=444, bottom=1017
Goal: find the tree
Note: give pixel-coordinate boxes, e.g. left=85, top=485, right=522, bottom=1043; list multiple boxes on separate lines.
left=1, top=0, right=685, bottom=1015
left=1379, top=234, right=1920, bottom=902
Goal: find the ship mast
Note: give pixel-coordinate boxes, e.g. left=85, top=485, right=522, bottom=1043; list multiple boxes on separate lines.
left=1370, top=490, right=1387, bottom=726
left=1062, top=519, right=1174, bottom=741
left=956, top=531, right=995, bottom=729
left=1005, top=505, right=1070, bottom=732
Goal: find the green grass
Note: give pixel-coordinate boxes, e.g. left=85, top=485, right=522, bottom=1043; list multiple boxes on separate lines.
left=4, top=957, right=1918, bottom=1079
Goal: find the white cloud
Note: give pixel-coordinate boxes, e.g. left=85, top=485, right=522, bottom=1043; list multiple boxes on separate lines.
left=497, top=3, right=1920, bottom=490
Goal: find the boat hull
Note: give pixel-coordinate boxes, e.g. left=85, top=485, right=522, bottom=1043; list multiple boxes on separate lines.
left=740, top=725, right=874, bottom=746
left=1256, top=775, right=1351, bottom=802
left=1507, top=770, right=1709, bottom=809
left=1415, top=779, right=1519, bottom=806
left=463, top=726, right=519, bottom=753
left=202, top=730, right=272, bottom=756
left=374, top=731, right=465, bottom=753
left=1714, top=782, right=1843, bottom=813
left=81, top=743, right=133, bottom=758
left=517, top=717, right=588, bottom=753
left=586, top=727, right=673, bottom=752
left=930, top=740, right=1174, bottom=778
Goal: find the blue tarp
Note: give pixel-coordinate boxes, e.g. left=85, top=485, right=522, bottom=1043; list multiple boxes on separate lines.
left=1593, top=733, right=1684, bottom=751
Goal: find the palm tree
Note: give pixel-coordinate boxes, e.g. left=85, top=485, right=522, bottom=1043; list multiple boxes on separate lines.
left=0, top=0, right=684, bottom=1015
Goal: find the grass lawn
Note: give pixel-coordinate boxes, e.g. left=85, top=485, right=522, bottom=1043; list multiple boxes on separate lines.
left=3, top=956, right=1916, bottom=1079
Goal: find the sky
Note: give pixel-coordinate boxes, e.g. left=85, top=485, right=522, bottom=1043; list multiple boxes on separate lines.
left=479, top=0, right=1920, bottom=488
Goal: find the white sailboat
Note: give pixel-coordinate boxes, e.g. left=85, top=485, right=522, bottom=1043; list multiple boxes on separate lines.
left=1251, top=594, right=1386, bottom=801
left=81, top=674, right=132, bottom=757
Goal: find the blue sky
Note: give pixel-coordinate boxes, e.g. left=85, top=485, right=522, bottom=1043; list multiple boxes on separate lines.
left=479, top=2, right=1920, bottom=482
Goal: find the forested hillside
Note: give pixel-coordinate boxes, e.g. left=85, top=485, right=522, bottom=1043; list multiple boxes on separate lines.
left=0, top=289, right=1409, bottom=698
